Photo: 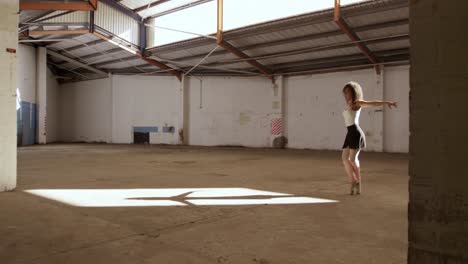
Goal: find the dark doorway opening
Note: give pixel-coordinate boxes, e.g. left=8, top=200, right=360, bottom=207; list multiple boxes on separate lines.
left=133, top=132, right=149, bottom=144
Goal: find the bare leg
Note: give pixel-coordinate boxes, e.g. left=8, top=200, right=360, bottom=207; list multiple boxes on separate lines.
left=348, top=149, right=362, bottom=193
left=342, top=148, right=356, bottom=194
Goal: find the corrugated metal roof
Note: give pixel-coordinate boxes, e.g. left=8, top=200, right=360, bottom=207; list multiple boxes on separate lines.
left=20, top=10, right=51, bottom=23
left=41, top=11, right=89, bottom=23
left=96, top=1, right=140, bottom=45
left=43, top=0, right=409, bottom=82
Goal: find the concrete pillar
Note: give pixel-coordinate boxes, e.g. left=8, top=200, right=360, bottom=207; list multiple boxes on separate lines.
left=270, top=76, right=285, bottom=148
left=182, top=76, right=191, bottom=145
left=409, top=0, right=468, bottom=263
left=36, top=47, right=47, bottom=144
left=0, top=0, right=18, bottom=191
left=372, top=68, right=384, bottom=152
left=108, top=73, right=114, bottom=143
left=178, top=75, right=189, bottom=145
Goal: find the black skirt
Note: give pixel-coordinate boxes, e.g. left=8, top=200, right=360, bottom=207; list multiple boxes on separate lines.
left=342, top=124, right=366, bottom=149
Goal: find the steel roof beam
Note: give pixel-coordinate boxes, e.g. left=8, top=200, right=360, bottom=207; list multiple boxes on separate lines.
left=198, top=35, right=409, bottom=70
left=217, top=40, right=273, bottom=79
left=334, top=0, right=380, bottom=74
left=215, top=0, right=273, bottom=81
left=47, top=49, right=107, bottom=76
left=159, top=18, right=408, bottom=64
left=92, top=31, right=182, bottom=80
left=29, top=29, right=89, bottom=36
left=20, top=1, right=98, bottom=11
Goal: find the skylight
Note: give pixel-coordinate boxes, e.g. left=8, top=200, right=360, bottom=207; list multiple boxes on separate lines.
left=148, top=0, right=367, bottom=47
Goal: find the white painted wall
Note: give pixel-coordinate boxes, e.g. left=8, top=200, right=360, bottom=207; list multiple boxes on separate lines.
left=56, top=66, right=410, bottom=153
left=285, top=68, right=385, bottom=151
left=383, top=65, right=410, bottom=153
left=58, top=78, right=112, bottom=143
left=46, top=68, right=59, bottom=143
left=112, top=75, right=181, bottom=144
left=17, top=45, right=60, bottom=144
left=17, top=44, right=36, bottom=103
left=187, top=76, right=275, bottom=147
left=0, top=0, right=18, bottom=191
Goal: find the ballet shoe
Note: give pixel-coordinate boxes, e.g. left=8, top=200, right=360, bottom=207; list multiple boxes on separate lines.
left=356, top=182, right=361, bottom=195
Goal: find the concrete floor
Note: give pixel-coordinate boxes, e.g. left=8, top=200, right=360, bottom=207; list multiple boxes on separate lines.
left=1, top=144, right=408, bottom=264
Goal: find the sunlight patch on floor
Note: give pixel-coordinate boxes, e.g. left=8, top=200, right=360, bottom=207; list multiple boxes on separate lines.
left=25, top=188, right=338, bottom=207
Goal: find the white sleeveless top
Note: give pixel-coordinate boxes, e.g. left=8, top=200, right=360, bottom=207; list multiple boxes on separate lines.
left=342, top=108, right=361, bottom=127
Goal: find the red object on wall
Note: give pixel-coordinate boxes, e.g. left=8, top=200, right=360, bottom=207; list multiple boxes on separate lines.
left=271, top=118, right=283, bottom=136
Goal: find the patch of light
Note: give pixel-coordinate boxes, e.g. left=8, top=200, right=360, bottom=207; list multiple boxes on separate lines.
left=16, top=88, right=21, bottom=110
left=185, top=188, right=290, bottom=198
left=188, top=197, right=338, bottom=206
left=25, top=188, right=338, bottom=207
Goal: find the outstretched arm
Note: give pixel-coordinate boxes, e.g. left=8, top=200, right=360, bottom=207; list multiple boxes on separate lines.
left=356, top=100, right=397, bottom=109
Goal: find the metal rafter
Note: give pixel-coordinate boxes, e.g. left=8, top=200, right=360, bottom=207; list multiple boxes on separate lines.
left=217, top=41, right=273, bottom=77
left=334, top=0, right=380, bottom=74
left=149, top=18, right=408, bottom=66
left=20, top=0, right=98, bottom=11
left=29, top=29, right=89, bottom=36
left=215, top=0, right=273, bottom=81
left=47, top=49, right=107, bottom=76
left=92, top=31, right=182, bottom=80
left=194, top=34, right=409, bottom=71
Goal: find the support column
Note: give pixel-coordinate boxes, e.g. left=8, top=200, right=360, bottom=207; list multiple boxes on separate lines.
left=409, top=0, right=468, bottom=263
left=108, top=73, right=114, bottom=143
left=178, top=74, right=189, bottom=145
left=370, top=68, right=384, bottom=152
left=36, top=46, right=47, bottom=144
left=0, top=0, right=18, bottom=191
left=270, top=76, right=286, bottom=148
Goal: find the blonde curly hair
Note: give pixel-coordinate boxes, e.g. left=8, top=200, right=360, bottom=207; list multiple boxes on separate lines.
left=343, top=81, right=364, bottom=103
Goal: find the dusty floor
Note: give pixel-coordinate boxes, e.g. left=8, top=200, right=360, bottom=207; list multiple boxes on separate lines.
left=1, top=144, right=408, bottom=264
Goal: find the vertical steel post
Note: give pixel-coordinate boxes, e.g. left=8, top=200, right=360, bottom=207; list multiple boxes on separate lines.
left=217, top=0, right=223, bottom=44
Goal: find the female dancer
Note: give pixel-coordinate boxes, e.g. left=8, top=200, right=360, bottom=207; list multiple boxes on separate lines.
left=341, top=82, right=397, bottom=195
